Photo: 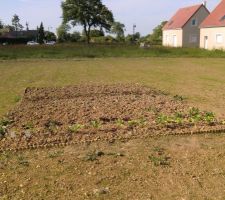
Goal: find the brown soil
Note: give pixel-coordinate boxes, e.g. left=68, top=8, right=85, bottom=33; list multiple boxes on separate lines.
left=1, top=84, right=225, bottom=150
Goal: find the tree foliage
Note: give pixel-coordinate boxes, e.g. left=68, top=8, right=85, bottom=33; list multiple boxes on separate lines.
left=90, top=29, right=105, bottom=37
left=37, top=22, right=45, bottom=44
left=111, top=22, right=125, bottom=41
left=0, top=19, right=3, bottom=29
left=11, top=14, right=23, bottom=31
left=62, top=0, right=114, bottom=44
left=56, top=23, right=71, bottom=42
left=149, top=21, right=167, bottom=44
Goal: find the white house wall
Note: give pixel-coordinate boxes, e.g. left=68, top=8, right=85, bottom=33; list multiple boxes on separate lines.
left=163, top=29, right=183, bottom=47
left=200, top=27, right=225, bottom=50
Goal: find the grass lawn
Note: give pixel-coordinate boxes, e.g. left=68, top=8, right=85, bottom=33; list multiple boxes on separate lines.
left=0, top=57, right=225, bottom=117
left=1, top=57, right=225, bottom=199
left=0, top=44, right=225, bottom=60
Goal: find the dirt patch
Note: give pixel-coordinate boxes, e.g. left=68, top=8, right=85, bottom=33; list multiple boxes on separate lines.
left=1, top=84, right=225, bottom=150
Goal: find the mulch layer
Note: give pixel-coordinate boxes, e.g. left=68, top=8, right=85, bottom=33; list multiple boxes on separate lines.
left=1, top=84, right=225, bottom=151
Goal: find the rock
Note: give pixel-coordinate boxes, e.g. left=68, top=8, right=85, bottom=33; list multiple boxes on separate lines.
left=8, top=131, right=17, bottom=139
left=24, top=130, right=32, bottom=139
left=93, top=187, right=109, bottom=195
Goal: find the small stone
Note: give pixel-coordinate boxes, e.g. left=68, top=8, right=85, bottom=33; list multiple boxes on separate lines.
left=8, top=131, right=17, bottom=139
left=24, top=130, right=32, bottom=139
left=93, top=187, right=109, bottom=195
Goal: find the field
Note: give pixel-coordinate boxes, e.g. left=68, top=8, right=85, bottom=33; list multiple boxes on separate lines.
left=1, top=54, right=225, bottom=199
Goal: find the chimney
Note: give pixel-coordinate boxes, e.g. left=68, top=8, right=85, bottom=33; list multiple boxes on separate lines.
left=203, top=1, right=207, bottom=7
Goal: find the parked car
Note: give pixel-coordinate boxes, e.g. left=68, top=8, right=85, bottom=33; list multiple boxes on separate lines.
left=27, top=41, right=39, bottom=46
left=45, top=41, right=56, bottom=45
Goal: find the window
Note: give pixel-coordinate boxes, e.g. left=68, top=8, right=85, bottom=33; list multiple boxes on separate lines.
left=220, top=15, right=225, bottom=21
left=191, top=19, right=197, bottom=26
left=216, top=34, right=223, bottom=43
left=189, top=35, right=197, bottom=43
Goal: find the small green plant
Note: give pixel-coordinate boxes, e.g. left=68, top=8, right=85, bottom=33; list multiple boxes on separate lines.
left=115, top=119, right=125, bottom=127
left=83, top=150, right=105, bottom=162
left=203, top=112, right=216, bottom=125
left=0, top=118, right=11, bottom=126
left=90, top=120, right=101, bottom=128
left=156, top=114, right=171, bottom=124
left=68, top=124, right=85, bottom=133
left=17, top=155, right=29, bottom=166
left=23, top=122, right=34, bottom=130
left=139, top=117, right=147, bottom=127
left=128, top=120, right=140, bottom=128
left=149, top=146, right=170, bottom=167
left=0, top=126, right=6, bottom=138
left=149, top=155, right=170, bottom=167
left=147, top=106, right=159, bottom=114
left=14, top=95, right=21, bottom=103
left=189, top=107, right=202, bottom=123
left=48, top=150, right=64, bottom=158
left=45, top=120, right=61, bottom=132
left=174, top=95, right=186, bottom=101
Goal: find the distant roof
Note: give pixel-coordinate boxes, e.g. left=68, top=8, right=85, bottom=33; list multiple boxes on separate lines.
left=163, top=4, right=207, bottom=30
left=200, top=0, right=225, bottom=28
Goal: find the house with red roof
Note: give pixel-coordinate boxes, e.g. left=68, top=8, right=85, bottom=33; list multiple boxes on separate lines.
left=163, top=3, right=209, bottom=47
left=200, top=0, right=225, bottom=50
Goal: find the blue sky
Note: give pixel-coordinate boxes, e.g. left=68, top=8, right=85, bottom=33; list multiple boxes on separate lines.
left=0, top=0, right=221, bottom=35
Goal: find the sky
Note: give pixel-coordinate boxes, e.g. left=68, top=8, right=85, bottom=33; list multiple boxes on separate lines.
left=0, top=0, right=221, bottom=35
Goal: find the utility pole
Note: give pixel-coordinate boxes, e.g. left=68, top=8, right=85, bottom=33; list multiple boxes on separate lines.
left=133, top=24, right=136, bottom=42
left=133, top=24, right=136, bottom=35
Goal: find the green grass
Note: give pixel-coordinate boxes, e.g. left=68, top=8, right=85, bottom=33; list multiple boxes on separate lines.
left=0, top=57, right=225, bottom=117
left=0, top=44, right=225, bottom=60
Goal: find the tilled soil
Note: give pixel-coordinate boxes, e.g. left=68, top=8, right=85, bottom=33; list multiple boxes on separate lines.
left=1, top=84, right=225, bottom=150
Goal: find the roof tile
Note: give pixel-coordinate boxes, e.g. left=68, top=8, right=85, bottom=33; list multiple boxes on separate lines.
left=200, top=0, right=225, bottom=28
left=163, top=4, right=203, bottom=30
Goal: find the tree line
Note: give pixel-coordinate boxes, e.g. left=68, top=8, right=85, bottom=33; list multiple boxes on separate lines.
left=0, top=0, right=166, bottom=45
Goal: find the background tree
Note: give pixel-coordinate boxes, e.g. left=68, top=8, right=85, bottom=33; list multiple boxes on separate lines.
left=56, top=23, right=71, bottom=42
left=11, top=14, right=24, bottom=31
left=45, top=31, right=57, bottom=41
left=90, top=29, right=105, bottom=37
left=111, top=22, right=125, bottom=41
left=70, top=31, right=81, bottom=42
left=0, top=19, right=3, bottom=29
left=148, top=21, right=167, bottom=45
left=62, top=0, right=114, bottom=44
left=125, top=32, right=141, bottom=43
left=37, top=22, right=45, bottom=44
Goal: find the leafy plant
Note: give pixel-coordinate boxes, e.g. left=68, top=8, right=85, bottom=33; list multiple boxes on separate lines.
left=23, top=122, right=34, bottom=130
left=90, top=120, right=101, bottom=128
left=0, top=126, right=6, bottom=138
left=149, top=155, right=170, bottom=167
left=68, top=124, right=85, bottom=133
left=174, top=95, right=186, bottom=101
left=0, top=118, right=11, bottom=126
left=156, top=114, right=171, bottom=124
left=189, top=107, right=202, bottom=123
left=17, top=155, right=29, bottom=166
left=115, top=119, right=125, bottom=127
left=128, top=120, right=140, bottom=128
left=45, top=120, right=61, bottom=132
left=14, top=95, right=21, bottom=103
left=203, top=112, right=216, bottom=125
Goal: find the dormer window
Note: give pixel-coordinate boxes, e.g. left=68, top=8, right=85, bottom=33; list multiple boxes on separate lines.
left=191, top=19, right=197, bottom=26
left=220, top=15, right=225, bottom=21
